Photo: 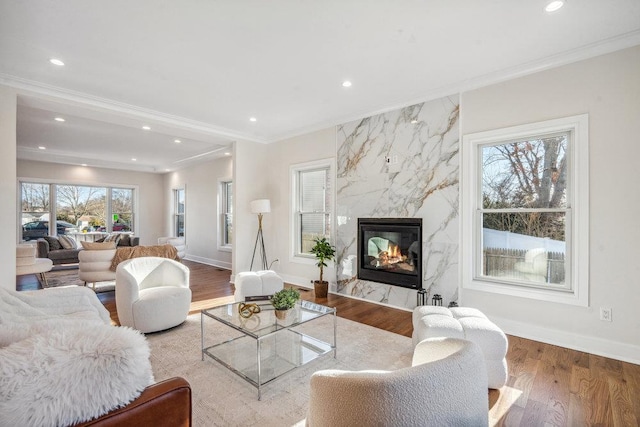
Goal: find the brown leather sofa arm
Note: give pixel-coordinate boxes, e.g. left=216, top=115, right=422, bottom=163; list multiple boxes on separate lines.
left=73, top=377, right=192, bottom=427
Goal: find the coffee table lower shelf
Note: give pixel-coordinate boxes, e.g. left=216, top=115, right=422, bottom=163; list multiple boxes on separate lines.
left=202, top=328, right=334, bottom=400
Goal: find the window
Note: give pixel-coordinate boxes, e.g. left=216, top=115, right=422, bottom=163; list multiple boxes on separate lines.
left=174, top=188, right=185, bottom=237
left=19, top=181, right=136, bottom=241
left=291, top=159, right=333, bottom=258
left=462, top=115, right=589, bottom=306
left=220, top=180, right=233, bottom=248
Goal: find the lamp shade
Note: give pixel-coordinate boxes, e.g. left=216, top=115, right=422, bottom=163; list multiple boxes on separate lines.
left=250, top=199, right=271, bottom=214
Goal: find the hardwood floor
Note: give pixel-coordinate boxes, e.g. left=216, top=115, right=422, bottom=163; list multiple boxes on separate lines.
left=17, top=261, right=640, bottom=426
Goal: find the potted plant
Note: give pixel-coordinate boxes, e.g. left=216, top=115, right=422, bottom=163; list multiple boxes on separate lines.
left=270, top=288, right=300, bottom=320
left=309, top=236, right=336, bottom=298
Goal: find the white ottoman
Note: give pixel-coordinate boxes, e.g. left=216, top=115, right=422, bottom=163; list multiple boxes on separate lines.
left=412, top=306, right=508, bottom=389
left=234, top=270, right=284, bottom=302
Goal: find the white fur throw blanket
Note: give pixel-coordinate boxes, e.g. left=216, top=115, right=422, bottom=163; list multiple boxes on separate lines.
left=0, top=288, right=155, bottom=426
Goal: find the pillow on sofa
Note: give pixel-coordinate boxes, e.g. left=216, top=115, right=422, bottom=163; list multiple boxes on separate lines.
left=105, top=233, right=122, bottom=246
left=43, top=236, right=62, bottom=251
left=118, top=234, right=131, bottom=246
left=0, top=323, right=154, bottom=426
left=81, top=241, right=117, bottom=250
left=58, top=235, right=77, bottom=249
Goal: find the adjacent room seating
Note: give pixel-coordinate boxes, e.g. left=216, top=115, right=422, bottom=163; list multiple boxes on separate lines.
left=16, top=243, right=53, bottom=286
left=412, top=306, right=508, bottom=389
left=37, top=235, right=81, bottom=265
left=78, top=244, right=118, bottom=288
left=306, top=337, right=489, bottom=427
left=233, top=270, right=284, bottom=301
left=158, top=236, right=186, bottom=259
left=115, top=257, right=191, bottom=333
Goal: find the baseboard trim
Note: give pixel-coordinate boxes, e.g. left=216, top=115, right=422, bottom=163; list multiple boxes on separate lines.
left=491, top=315, right=640, bottom=365
left=183, top=255, right=231, bottom=271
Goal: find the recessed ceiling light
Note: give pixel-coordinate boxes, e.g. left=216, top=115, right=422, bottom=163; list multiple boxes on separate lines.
left=38, top=146, right=46, bottom=150
left=81, top=164, right=87, bottom=167
left=224, top=152, right=231, bottom=156
left=174, top=139, right=181, bottom=143
left=342, top=81, right=352, bottom=88
left=249, top=117, right=257, bottom=122
left=49, top=58, right=65, bottom=66
left=54, top=117, right=65, bottom=122
left=142, top=125, right=151, bottom=130
left=545, top=0, right=564, bottom=12
left=131, top=158, right=137, bottom=161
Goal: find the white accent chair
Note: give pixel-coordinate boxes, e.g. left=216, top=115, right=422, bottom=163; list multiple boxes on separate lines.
left=16, top=244, right=53, bottom=286
left=412, top=306, right=508, bottom=389
left=157, top=237, right=186, bottom=259
left=307, top=337, right=489, bottom=427
left=115, top=257, right=191, bottom=333
left=514, top=247, right=548, bottom=282
left=78, top=248, right=117, bottom=288
left=233, top=270, right=284, bottom=302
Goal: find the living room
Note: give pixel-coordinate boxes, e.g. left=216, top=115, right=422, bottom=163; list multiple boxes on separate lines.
left=3, top=1, right=640, bottom=425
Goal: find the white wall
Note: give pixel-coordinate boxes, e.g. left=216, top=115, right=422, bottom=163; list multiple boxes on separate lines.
left=0, top=86, right=17, bottom=290
left=263, top=128, right=336, bottom=287
left=460, top=45, right=640, bottom=363
left=17, top=160, right=164, bottom=246
left=163, top=156, right=232, bottom=268
left=233, top=140, right=270, bottom=278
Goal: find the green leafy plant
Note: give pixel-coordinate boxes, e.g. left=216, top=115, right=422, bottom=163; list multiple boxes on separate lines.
left=310, top=237, right=336, bottom=284
left=270, top=288, right=300, bottom=310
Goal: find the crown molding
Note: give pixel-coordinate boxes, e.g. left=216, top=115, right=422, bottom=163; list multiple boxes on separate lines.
left=267, top=30, right=640, bottom=143
left=0, top=73, right=268, bottom=144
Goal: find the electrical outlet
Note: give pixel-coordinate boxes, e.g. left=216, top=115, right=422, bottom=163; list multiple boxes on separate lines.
left=600, top=307, right=612, bottom=322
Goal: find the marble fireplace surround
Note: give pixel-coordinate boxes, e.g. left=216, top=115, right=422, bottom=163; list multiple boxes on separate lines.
left=333, top=95, right=460, bottom=310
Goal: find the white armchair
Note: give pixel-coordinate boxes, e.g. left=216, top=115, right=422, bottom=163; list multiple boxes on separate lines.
left=78, top=248, right=117, bottom=288
left=306, top=337, right=488, bottom=427
left=115, top=257, right=191, bottom=333
left=16, top=243, right=53, bottom=286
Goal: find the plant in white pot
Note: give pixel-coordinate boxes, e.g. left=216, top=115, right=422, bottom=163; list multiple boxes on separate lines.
left=270, top=288, right=300, bottom=320
left=309, top=237, right=336, bottom=299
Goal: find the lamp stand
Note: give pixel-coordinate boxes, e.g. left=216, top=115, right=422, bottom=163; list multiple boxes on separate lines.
left=250, top=213, right=268, bottom=271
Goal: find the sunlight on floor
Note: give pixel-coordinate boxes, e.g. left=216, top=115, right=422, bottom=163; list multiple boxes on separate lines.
left=189, top=295, right=235, bottom=313
left=489, top=385, right=523, bottom=425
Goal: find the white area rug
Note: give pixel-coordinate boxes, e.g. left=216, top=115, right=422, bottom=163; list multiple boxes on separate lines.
left=146, top=313, right=413, bottom=427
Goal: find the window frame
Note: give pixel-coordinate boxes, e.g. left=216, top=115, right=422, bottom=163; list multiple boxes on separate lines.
left=290, top=158, right=334, bottom=263
left=174, top=187, right=185, bottom=238
left=218, top=178, right=233, bottom=251
left=461, top=114, right=589, bottom=306
left=18, top=178, right=137, bottom=241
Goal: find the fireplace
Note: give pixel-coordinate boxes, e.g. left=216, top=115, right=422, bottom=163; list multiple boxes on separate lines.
left=357, top=218, right=422, bottom=289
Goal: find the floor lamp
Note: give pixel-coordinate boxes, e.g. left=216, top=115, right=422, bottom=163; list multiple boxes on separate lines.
left=250, top=199, right=270, bottom=271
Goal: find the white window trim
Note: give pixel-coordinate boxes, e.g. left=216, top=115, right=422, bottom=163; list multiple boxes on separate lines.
left=461, top=114, right=589, bottom=306
left=174, top=187, right=185, bottom=238
left=217, top=178, right=232, bottom=252
left=17, top=178, right=139, bottom=240
left=289, top=158, right=335, bottom=265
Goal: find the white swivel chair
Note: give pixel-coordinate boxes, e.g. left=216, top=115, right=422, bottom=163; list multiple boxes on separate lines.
left=16, top=244, right=53, bottom=286
left=157, top=237, right=186, bottom=259
left=115, top=257, right=191, bottom=333
left=306, top=337, right=489, bottom=427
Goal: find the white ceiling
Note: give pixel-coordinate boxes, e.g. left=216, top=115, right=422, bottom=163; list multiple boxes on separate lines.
left=1, top=0, right=639, bottom=172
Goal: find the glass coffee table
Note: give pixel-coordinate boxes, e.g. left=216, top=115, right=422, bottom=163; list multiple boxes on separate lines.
left=201, top=300, right=337, bottom=400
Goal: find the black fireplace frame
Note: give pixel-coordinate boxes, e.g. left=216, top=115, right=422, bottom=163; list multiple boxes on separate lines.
left=357, top=218, right=422, bottom=289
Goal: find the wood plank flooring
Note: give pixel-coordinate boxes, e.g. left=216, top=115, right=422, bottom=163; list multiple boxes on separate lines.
left=16, top=261, right=640, bottom=426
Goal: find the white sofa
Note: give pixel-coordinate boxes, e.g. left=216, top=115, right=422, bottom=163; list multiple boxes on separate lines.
left=158, top=237, right=186, bottom=259
left=306, top=337, right=489, bottom=427
left=115, top=257, right=191, bottom=333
